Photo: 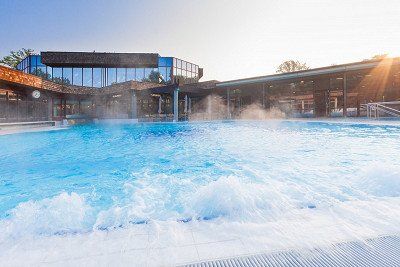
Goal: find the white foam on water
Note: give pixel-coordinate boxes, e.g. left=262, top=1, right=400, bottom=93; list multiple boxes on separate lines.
left=355, top=163, right=400, bottom=197
left=1, top=166, right=400, bottom=266
left=1, top=193, right=399, bottom=266
left=0, top=192, right=94, bottom=242
left=1, top=121, right=400, bottom=265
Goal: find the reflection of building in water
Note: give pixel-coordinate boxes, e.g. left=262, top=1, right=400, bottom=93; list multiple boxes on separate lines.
left=1, top=52, right=400, bottom=123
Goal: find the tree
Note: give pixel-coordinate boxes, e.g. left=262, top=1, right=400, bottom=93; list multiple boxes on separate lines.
left=363, top=53, right=388, bottom=61
left=35, top=68, right=51, bottom=80
left=276, top=60, right=309, bottom=73
left=142, top=70, right=165, bottom=84
left=0, top=48, right=34, bottom=68
left=53, top=76, right=71, bottom=85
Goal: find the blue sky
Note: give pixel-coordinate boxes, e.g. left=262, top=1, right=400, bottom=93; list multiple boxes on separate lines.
left=1, top=0, right=400, bottom=81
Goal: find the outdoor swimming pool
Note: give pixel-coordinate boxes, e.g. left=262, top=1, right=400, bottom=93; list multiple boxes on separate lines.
left=1, top=120, right=400, bottom=265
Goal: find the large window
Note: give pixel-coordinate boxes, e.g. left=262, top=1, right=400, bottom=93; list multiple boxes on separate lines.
left=53, top=68, right=63, bottom=84
left=63, top=68, right=72, bottom=85
left=117, top=68, right=126, bottom=83
left=80, top=100, right=93, bottom=115
left=66, top=100, right=79, bottom=115
left=83, top=68, right=93, bottom=87
left=158, top=57, right=173, bottom=67
left=136, top=68, right=145, bottom=81
left=144, top=68, right=153, bottom=81
left=158, top=57, right=173, bottom=84
left=93, top=68, right=102, bottom=87
left=166, top=67, right=171, bottom=82
left=73, top=68, right=83, bottom=86
left=172, top=57, right=199, bottom=83
left=107, top=68, right=116, bottom=86
left=0, top=89, right=7, bottom=121
left=127, top=68, right=135, bottom=81
left=29, top=56, right=37, bottom=74
left=16, top=55, right=199, bottom=88
left=158, top=67, right=167, bottom=83
left=46, top=67, right=52, bottom=80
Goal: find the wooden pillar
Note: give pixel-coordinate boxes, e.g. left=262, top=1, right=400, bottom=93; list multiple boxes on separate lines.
left=63, top=99, right=67, bottom=118
left=47, top=96, right=53, bottom=121
left=313, top=78, right=330, bottom=117
left=5, top=91, right=9, bottom=122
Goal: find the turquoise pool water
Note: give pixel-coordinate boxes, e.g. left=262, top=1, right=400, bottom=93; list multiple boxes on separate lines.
left=0, top=120, right=400, bottom=240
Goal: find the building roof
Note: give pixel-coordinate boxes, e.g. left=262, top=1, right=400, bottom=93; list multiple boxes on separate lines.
left=41, top=51, right=159, bottom=68
left=216, top=57, right=400, bottom=87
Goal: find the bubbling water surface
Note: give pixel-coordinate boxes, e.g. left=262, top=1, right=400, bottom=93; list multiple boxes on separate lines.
left=0, top=120, right=400, bottom=243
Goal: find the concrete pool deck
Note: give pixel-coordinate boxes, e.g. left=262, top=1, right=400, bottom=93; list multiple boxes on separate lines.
left=4, top=225, right=399, bottom=266
left=0, top=121, right=65, bottom=136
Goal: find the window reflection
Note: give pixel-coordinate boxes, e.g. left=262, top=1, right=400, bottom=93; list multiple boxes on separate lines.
left=73, top=68, right=82, bottom=86
left=158, top=57, right=166, bottom=66
left=136, top=68, right=144, bottom=81
left=16, top=55, right=200, bottom=87
left=158, top=67, right=167, bottom=82
left=53, top=68, right=63, bottom=84
left=165, top=57, right=173, bottom=67
left=127, top=68, right=135, bottom=81
left=166, top=67, right=171, bottom=82
left=46, top=67, right=52, bottom=80
left=63, top=68, right=72, bottom=85
left=83, top=68, right=93, bottom=87
left=107, top=68, right=116, bottom=86
left=30, top=56, right=37, bottom=74
left=93, top=68, right=101, bottom=88
left=144, top=68, right=153, bottom=81
left=117, top=68, right=126, bottom=83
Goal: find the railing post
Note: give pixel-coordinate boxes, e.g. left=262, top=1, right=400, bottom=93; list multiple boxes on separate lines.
left=227, top=88, right=231, bottom=119
left=343, top=72, right=347, bottom=117
left=262, top=84, right=266, bottom=108
left=131, top=90, right=138, bottom=120
left=377, top=104, right=380, bottom=119
left=173, top=87, right=179, bottom=122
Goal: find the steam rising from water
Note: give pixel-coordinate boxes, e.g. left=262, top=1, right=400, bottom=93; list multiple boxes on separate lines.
left=239, top=103, right=285, bottom=120
left=189, top=94, right=227, bottom=121
left=189, top=95, right=286, bottom=121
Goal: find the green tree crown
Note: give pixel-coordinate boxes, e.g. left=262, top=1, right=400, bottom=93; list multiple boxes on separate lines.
left=0, top=48, right=34, bottom=68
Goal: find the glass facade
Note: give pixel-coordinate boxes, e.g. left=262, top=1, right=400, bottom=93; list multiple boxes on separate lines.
left=0, top=88, right=49, bottom=122
left=16, top=55, right=200, bottom=88
left=173, top=57, right=199, bottom=83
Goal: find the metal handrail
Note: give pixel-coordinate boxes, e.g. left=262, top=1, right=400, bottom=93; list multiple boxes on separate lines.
left=366, top=101, right=400, bottom=118
left=376, top=103, right=400, bottom=115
